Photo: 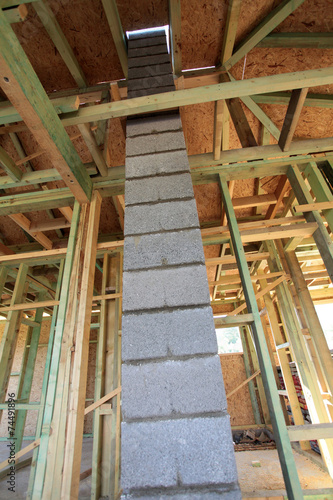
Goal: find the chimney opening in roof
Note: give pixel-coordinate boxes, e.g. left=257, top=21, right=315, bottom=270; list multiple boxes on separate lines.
left=126, top=25, right=170, bottom=53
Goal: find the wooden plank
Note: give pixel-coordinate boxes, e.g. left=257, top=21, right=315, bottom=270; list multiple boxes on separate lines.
left=220, top=0, right=242, bottom=63
left=9, top=213, right=53, bottom=250
left=226, top=370, right=261, bottom=399
left=265, top=175, right=290, bottom=220
left=52, top=67, right=333, bottom=126
left=30, top=217, right=71, bottom=232
left=0, top=94, right=80, bottom=125
left=258, top=32, right=333, bottom=49
left=206, top=252, right=270, bottom=266
left=279, top=88, right=308, bottom=152
left=222, top=0, right=307, bottom=70
left=61, top=192, right=102, bottom=499
left=33, top=0, right=87, bottom=88
left=31, top=203, right=82, bottom=498
left=0, top=300, right=58, bottom=313
left=0, top=11, right=92, bottom=203
left=219, top=175, right=303, bottom=499
left=78, top=123, right=108, bottom=177
left=3, top=4, right=28, bottom=23
left=214, top=314, right=254, bottom=328
left=84, top=387, right=121, bottom=416
left=0, top=144, right=22, bottom=180
left=169, top=0, right=182, bottom=75
left=294, top=201, right=333, bottom=213
left=101, top=0, right=127, bottom=78
left=253, top=91, right=333, bottom=108
left=0, top=264, right=28, bottom=409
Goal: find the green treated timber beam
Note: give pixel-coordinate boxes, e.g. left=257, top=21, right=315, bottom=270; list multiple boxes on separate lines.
left=253, top=92, right=333, bottom=108
left=304, top=162, right=333, bottom=233
left=219, top=175, right=303, bottom=500
left=101, top=0, right=128, bottom=78
left=33, top=1, right=87, bottom=88
left=57, top=67, right=333, bottom=125
left=0, top=10, right=92, bottom=203
left=0, top=144, right=22, bottom=180
left=0, top=95, right=80, bottom=126
left=223, top=0, right=307, bottom=70
left=169, top=0, right=182, bottom=76
left=227, top=72, right=280, bottom=140
left=258, top=32, right=333, bottom=49
left=0, top=0, right=39, bottom=6
left=2, top=4, right=28, bottom=23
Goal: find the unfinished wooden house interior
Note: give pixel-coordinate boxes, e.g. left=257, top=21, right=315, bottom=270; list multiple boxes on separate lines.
left=0, top=0, right=333, bottom=498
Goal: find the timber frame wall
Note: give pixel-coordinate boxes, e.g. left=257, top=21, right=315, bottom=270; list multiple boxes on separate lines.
left=0, top=1, right=332, bottom=499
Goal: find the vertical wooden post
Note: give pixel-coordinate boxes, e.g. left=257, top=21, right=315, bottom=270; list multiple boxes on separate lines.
left=219, top=174, right=303, bottom=500
left=239, top=325, right=262, bottom=424
left=0, top=263, right=28, bottom=412
left=61, top=191, right=102, bottom=499
left=27, top=261, right=65, bottom=499
left=304, top=161, right=333, bottom=236
left=14, top=291, right=46, bottom=453
left=31, top=201, right=81, bottom=499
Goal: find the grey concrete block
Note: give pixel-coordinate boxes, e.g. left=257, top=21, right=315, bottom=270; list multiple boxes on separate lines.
left=128, top=86, right=175, bottom=98
left=128, top=30, right=166, bottom=41
left=122, top=489, right=242, bottom=499
left=128, top=74, right=175, bottom=91
left=122, top=306, right=218, bottom=361
left=124, top=199, right=199, bottom=235
left=126, top=131, right=186, bottom=157
left=129, top=44, right=169, bottom=57
left=126, top=150, right=189, bottom=178
left=121, top=416, right=238, bottom=491
left=122, top=355, right=227, bottom=420
left=123, top=229, right=204, bottom=271
left=128, top=35, right=167, bottom=48
left=129, top=53, right=171, bottom=68
left=125, top=173, right=193, bottom=205
left=128, top=63, right=172, bottom=80
left=122, top=265, right=210, bottom=312
left=127, top=115, right=182, bottom=137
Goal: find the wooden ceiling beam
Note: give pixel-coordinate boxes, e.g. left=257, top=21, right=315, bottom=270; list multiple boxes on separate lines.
left=278, top=88, right=309, bottom=152
left=169, top=0, right=182, bottom=76
left=9, top=213, right=53, bottom=250
left=258, top=32, right=333, bottom=49
left=29, top=217, right=71, bottom=233
left=101, top=0, right=128, bottom=78
left=253, top=92, right=333, bottom=108
left=222, top=0, right=307, bottom=70
left=0, top=11, right=92, bottom=203
left=0, top=95, right=80, bottom=126
left=47, top=67, right=333, bottom=126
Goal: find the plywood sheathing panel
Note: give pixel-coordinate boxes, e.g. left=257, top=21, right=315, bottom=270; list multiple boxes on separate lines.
left=107, top=118, right=126, bottom=168
left=12, top=5, right=78, bottom=93
left=98, top=197, right=122, bottom=234
left=181, top=0, right=227, bottom=70
left=117, top=0, right=168, bottom=32
left=231, top=48, right=333, bottom=95
left=276, top=0, right=333, bottom=32
left=219, top=353, right=256, bottom=426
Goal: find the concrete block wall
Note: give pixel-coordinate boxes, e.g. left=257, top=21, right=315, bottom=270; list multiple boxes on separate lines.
left=121, top=30, right=241, bottom=499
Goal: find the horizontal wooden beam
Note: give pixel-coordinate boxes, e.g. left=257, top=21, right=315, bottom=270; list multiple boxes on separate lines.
left=253, top=91, right=333, bottom=108
left=214, top=314, right=254, bottom=328
left=9, top=213, right=53, bottom=250
left=0, top=95, right=80, bottom=125
left=258, top=32, right=333, bottom=49
left=30, top=217, right=71, bottom=232
left=50, top=67, right=333, bottom=126
left=206, top=252, right=270, bottom=266
left=287, top=423, right=333, bottom=441
left=293, top=201, right=333, bottom=213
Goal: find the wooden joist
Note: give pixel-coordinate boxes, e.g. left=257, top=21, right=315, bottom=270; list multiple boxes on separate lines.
left=278, top=88, right=309, bottom=152
left=101, top=0, right=128, bottom=78
left=0, top=144, right=22, bottom=180
left=0, top=10, right=92, bottom=203
left=169, top=0, right=182, bottom=75
left=9, top=213, right=53, bottom=250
